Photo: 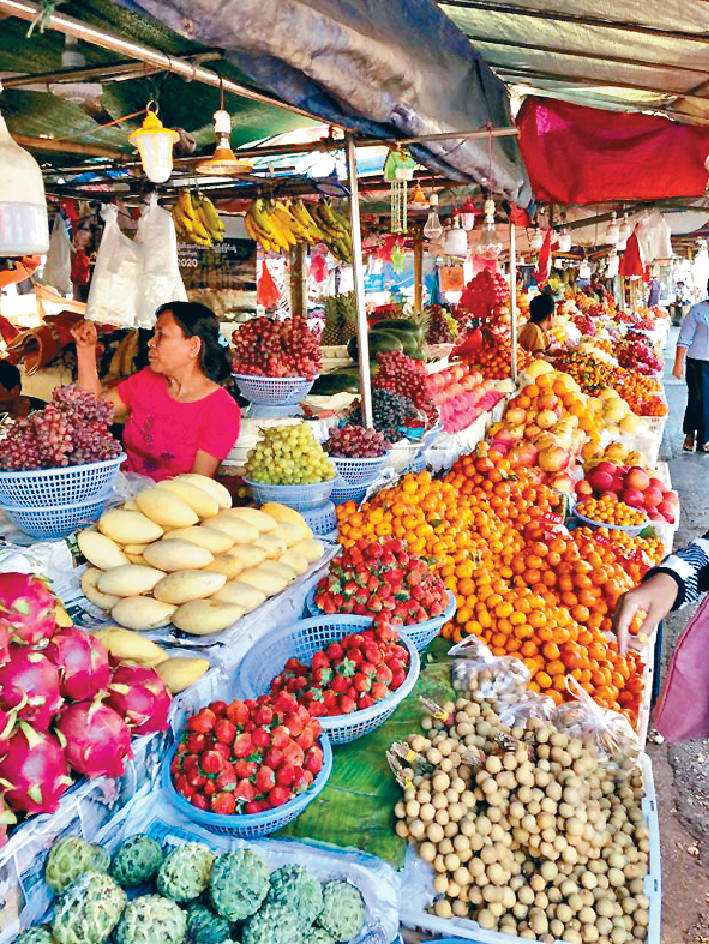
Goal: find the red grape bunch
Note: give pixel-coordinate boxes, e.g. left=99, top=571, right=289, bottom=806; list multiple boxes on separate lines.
left=232, top=315, right=321, bottom=379
left=373, top=351, right=438, bottom=426
left=0, top=385, right=120, bottom=471
left=325, top=424, right=388, bottom=458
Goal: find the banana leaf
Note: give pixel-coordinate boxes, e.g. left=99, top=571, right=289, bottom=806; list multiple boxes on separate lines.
left=276, top=638, right=454, bottom=867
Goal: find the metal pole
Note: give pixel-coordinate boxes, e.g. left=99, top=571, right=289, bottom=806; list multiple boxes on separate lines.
left=414, top=238, right=423, bottom=312
left=509, top=222, right=518, bottom=383
left=346, top=134, right=373, bottom=428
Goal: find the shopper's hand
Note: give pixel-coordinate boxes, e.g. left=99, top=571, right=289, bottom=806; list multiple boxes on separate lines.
left=70, top=320, right=98, bottom=350
left=613, top=573, right=678, bottom=653
left=672, top=362, right=684, bottom=380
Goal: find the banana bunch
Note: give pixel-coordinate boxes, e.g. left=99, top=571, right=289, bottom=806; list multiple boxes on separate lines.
left=244, top=197, right=352, bottom=263
left=172, top=189, right=225, bottom=247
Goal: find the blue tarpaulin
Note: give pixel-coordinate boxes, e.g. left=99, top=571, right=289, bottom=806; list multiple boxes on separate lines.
left=115, top=0, right=527, bottom=199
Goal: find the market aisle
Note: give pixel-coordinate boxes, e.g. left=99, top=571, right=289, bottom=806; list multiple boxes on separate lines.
left=649, top=327, right=709, bottom=944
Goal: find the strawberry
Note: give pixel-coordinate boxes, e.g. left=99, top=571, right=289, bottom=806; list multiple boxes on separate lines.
left=263, top=748, right=283, bottom=769
left=251, top=727, right=271, bottom=750
left=182, top=754, right=200, bottom=773
left=338, top=657, right=356, bottom=678
left=274, top=692, right=299, bottom=714
left=203, top=781, right=217, bottom=797
left=215, top=719, right=236, bottom=745
left=244, top=799, right=267, bottom=813
left=376, top=663, right=393, bottom=684
left=226, top=701, right=250, bottom=727
left=338, top=694, right=356, bottom=714
left=191, top=793, right=208, bottom=810
left=255, top=705, right=274, bottom=726
left=304, top=745, right=324, bottom=775
left=353, top=673, right=371, bottom=694
left=311, top=651, right=330, bottom=672
left=312, top=666, right=333, bottom=687
left=327, top=641, right=344, bottom=660
left=234, top=759, right=258, bottom=778
left=235, top=778, right=256, bottom=801
left=348, top=633, right=366, bottom=650
left=276, top=763, right=296, bottom=787
left=256, top=766, right=276, bottom=793
left=271, top=726, right=291, bottom=749
left=268, top=785, right=292, bottom=807
left=185, top=732, right=207, bottom=754
left=175, top=774, right=192, bottom=798
left=282, top=741, right=305, bottom=768
left=331, top=674, right=348, bottom=694
left=358, top=693, right=375, bottom=709
left=215, top=766, right=237, bottom=791
left=232, top=733, right=253, bottom=758
left=371, top=680, right=389, bottom=700
left=213, top=742, right=231, bottom=762
left=209, top=700, right=229, bottom=717
left=187, top=708, right=216, bottom=733
left=284, top=657, right=301, bottom=672
left=296, top=727, right=315, bottom=751
left=211, top=792, right=236, bottom=814
left=322, top=690, right=338, bottom=710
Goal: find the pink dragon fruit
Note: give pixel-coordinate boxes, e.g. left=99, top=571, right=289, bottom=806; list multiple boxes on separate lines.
left=0, top=572, right=57, bottom=647
left=0, top=627, right=9, bottom=666
left=107, top=665, right=171, bottom=735
left=0, top=723, right=71, bottom=813
left=0, top=793, right=16, bottom=847
left=0, top=647, right=63, bottom=730
left=56, top=699, right=132, bottom=779
left=44, top=628, right=110, bottom=702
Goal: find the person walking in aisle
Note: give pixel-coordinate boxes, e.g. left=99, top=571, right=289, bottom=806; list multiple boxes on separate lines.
left=673, top=279, right=709, bottom=452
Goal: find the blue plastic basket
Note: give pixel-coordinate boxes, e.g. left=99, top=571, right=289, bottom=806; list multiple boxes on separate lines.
left=0, top=454, right=125, bottom=508
left=330, top=454, right=388, bottom=485
left=245, top=478, right=335, bottom=511
left=330, top=480, right=369, bottom=505
left=239, top=616, right=420, bottom=744
left=301, top=502, right=337, bottom=536
left=162, top=735, right=332, bottom=838
left=233, top=374, right=317, bottom=406
left=305, top=587, right=456, bottom=651
left=2, top=491, right=112, bottom=539
left=404, top=455, right=427, bottom=474
left=245, top=403, right=304, bottom=420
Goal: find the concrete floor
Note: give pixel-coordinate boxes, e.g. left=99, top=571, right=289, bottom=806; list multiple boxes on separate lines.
left=647, top=331, right=709, bottom=943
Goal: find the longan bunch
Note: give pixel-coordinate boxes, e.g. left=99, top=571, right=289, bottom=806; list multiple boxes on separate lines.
left=393, top=695, right=651, bottom=944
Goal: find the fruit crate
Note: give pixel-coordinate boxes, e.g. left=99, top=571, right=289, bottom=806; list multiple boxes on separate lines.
left=301, top=501, right=337, bottom=536
left=0, top=454, right=125, bottom=507
left=331, top=454, right=388, bottom=485
left=238, top=616, right=420, bottom=744
left=400, top=752, right=661, bottom=944
left=161, top=736, right=333, bottom=838
left=244, top=478, right=335, bottom=511
left=306, top=587, right=457, bottom=651
left=1, top=491, right=113, bottom=540
left=233, top=374, right=317, bottom=406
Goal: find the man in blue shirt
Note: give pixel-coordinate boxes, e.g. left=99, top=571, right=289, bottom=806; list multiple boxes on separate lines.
left=674, top=279, right=709, bottom=452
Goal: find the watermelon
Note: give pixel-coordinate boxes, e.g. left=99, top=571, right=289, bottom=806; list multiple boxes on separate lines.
left=348, top=331, right=403, bottom=363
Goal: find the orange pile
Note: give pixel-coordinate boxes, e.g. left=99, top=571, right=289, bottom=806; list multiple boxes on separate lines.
left=610, top=368, right=667, bottom=417
left=576, top=497, right=645, bottom=527
left=469, top=341, right=533, bottom=380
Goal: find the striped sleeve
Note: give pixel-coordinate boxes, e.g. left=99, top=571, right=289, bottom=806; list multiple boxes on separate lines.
left=643, top=535, right=709, bottom=609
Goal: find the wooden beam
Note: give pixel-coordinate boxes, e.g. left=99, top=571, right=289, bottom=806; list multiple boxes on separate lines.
left=12, top=134, right=127, bottom=160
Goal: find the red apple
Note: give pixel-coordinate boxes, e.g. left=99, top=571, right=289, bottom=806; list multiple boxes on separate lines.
left=626, top=466, right=650, bottom=491
left=622, top=487, right=645, bottom=509
left=658, top=499, right=676, bottom=523
left=643, top=485, right=663, bottom=508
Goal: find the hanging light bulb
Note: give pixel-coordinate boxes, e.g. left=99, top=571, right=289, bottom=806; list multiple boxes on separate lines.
left=477, top=199, right=503, bottom=258
left=606, top=211, right=620, bottom=245
left=579, top=258, right=591, bottom=280
left=459, top=197, right=476, bottom=231
left=530, top=227, right=544, bottom=252
left=410, top=183, right=427, bottom=207
left=617, top=212, right=631, bottom=250
left=444, top=211, right=469, bottom=256
left=423, top=193, right=443, bottom=240
left=606, top=248, right=619, bottom=279
left=557, top=227, right=571, bottom=253
left=0, top=103, right=49, bottom=255
left=129, top=102, right=179, bottom=184
left=196, top=108, right=252, bottom=176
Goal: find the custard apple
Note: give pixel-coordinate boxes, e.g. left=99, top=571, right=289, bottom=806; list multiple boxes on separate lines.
left=309, top=930, right=336, bottom=944
left=110, top=835, right=164, bottom=888
left=52, top=871, right=126, bottom=944
left=185, top=903, right=232, bottom=944
left=316, top=881, right=365, bottom=942
left=45, top=837, right=110, bottom=893
left=14, top=928, right=53, bottom=944
left=209, top=849, right=269, bottom=921
left=114, top=895, right=186, bottom=944
left=157, top=843, right=214, bottom=902
left=265, top=866, right=323, bottom=923
left=241, top=903, right=305, bottom=944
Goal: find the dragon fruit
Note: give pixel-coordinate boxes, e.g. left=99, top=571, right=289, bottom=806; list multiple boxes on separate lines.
left=107, top=665, right=171, bottom=735
left=44, top=628, right=110, bottom=702
left=0, top=793, right=16, bottom=847
left=0, top=722, right=71, bottom=813
left=0, top=627, right=9, bottom=666
left=0, top=647, right=62, bottom=730
left=56, top=699, right=132, bottom=779
left=0, top=572, right=56, bottom=646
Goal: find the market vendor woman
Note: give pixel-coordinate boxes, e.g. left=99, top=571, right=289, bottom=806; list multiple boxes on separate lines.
left=518, top=293, right=554, bottom=354
left=72, top=302, right=240, bottom=481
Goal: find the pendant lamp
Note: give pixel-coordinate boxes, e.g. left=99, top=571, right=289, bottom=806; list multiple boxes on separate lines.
left=459, top=198, right=476, bottom=231
left=444, top=212, right=468, bottom=256
left=557, top=228, right=571, bottom=253
left=410, top=183, right=427, bottom=207
left=129, top=103, right=179, bottom=184
left=530, top=228, right=544, bottom=252
left=196, top=107, right=252, bottom=177
left=477, top=199, right=503, bottom=258
left=423, top=194, right=443, bottom=240
left=579, top=259, right=591, bottom=280
left=606, top=249, right=619, bottom=279
left=0, top=106, right=49, bottom=256
left=606, top=211, right=620, bottom=245
left=617, top=212, right=631, bottom=250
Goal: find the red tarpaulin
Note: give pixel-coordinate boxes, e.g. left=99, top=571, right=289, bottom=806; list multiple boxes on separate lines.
left=517, top=96, right=709, bottom=206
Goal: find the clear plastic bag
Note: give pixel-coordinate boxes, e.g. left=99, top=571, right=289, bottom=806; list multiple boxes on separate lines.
left=552, top=677, right=640, bottom=759
left=449, top=636, right=530, bottom=703
left=135, top=194, right=186, bottom=328
left=43, top=216, right=72, bottom=296
left=497, top=691, right=556, bottom=729
left=86, top=205, right=138, bottom=327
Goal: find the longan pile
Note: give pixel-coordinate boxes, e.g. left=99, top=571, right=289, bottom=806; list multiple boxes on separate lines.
left=394, top=695, right=650, bottom=943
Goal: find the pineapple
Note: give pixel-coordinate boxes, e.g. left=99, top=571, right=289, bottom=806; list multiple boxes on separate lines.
left=338, top=292, right=358, bottom=343
left=321, top=297, right=342, bottom=345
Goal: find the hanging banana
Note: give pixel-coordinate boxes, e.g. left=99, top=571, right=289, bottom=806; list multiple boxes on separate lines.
left=171, top=189, right=226, bottom=248
left=243, top=196, right=352, bottom=262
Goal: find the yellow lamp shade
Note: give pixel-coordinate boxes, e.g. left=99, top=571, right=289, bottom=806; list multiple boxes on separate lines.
left=129, top=109, right=179, bottom=184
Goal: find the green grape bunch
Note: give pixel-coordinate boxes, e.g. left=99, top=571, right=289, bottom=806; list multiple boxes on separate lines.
left=245, top=423, right=336, bottom=485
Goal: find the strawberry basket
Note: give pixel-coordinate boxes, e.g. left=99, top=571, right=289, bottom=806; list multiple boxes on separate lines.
left=162, top=734, right=332, bottom=838
left=238, top=616, right=420, bottom=744
left=305, top=587, right=457, bottom=651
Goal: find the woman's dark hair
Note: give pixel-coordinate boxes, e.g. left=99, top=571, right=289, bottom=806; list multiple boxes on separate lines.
left=529, top=294, right=555, bottom=325
left=0, top=360, right=21, bottom=393
left=155, top=301, right=231, bottom=383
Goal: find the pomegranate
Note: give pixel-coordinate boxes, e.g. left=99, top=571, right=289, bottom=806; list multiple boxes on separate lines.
left=658, top=499, right=676, bottom=524
left=0, top=723, right=71, bottom=813
left=626, top=466, right=650, bottom=491
left=643, top=485, right=664, bottom=509
left=538, top=445, right=571, bottom=474
left=0, top=572, right=56, bottom=646
left=44, top=628, right=110, bottom=702
left=0, top=648, right=62, bottom=730
left=107, top=665, right=171, bottom=735
left=587, top=467, right=614, bottom=492
left=56, top=699, right=132, bottom=779
left=622, top=487, right=645, bottom=509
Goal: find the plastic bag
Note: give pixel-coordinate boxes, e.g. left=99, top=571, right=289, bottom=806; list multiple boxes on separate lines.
left=135, top=194, right=186, bottom=328
left=43, top=216, right=72, bottom=295
left=552, top=677, right=640, bottom=759
left=86, top=205, right=138, bottom=327
left=449, top=635, right=530, bottom=703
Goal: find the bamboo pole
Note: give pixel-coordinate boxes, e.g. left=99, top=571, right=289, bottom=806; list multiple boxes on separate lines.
left=346, top=135, right=373, bottom=428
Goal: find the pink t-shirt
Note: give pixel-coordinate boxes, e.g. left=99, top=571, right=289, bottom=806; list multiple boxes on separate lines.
left=116, top=368, right=241, bottom=482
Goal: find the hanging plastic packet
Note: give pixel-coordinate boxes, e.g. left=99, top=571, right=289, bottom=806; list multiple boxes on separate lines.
left=449, top=635, right=530, bottom=703
left=134, top=194, right=186, bottom=328
left=552, top=677, right=640, bottom=760
left=86, top=205, right=138, bottom=327
left=43, top=214, right=72, bottom=296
